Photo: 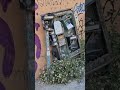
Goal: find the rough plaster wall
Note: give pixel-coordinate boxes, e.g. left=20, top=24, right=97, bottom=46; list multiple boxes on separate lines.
left=0, top=0, right=27, bottom=90
left=35, top=0, right=85, bottom=79
left=98, top=0, right=120, bottom=33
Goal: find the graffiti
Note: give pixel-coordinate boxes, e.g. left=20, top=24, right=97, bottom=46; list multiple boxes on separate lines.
left=37, top=0, right=65, bottom=7
left=73, top=3, right=85, bottom=37
left=79, top=18, right=84, bottom=30
left=35, top=3, right=38, bottom=10
left=35, top=23, right=40, bottom=31
left=77, top=17, right=84, bottom=37
left=35, top=34, right=41, bottom=59
left=74, top=3, right=85, bottom=14
left=0, top=17, right=15, bottom=77
left=73, top=3, right=85, bottom=34
left=0, top=17, right=15, bottom=90
left=0, top=82, right=5, bottom=90
left=103, top=0, right=120, bottom=24
left=73, top=2, right=85, bottom=40
left=0, top=0, right=12, bottom=12
left=35, top=3, right=39, bottom=15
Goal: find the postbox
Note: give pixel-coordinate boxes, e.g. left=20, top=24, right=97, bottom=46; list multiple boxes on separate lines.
left=41, top=10, right=81, bottom=67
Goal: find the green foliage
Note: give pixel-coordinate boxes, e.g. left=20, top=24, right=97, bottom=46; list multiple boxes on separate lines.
left=39, top=55, right=85, bottom=84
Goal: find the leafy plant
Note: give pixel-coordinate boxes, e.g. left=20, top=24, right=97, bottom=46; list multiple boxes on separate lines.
left=39, top=55, right=85, bottom=84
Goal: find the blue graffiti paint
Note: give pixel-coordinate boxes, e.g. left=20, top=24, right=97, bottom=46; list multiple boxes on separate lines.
left=74, top=3, right=85, bottom=14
